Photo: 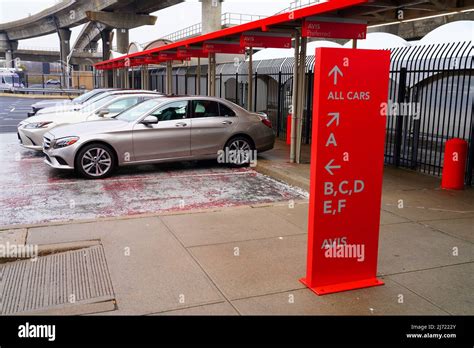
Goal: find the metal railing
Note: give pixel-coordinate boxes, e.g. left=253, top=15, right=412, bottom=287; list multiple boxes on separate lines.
left=0, top=86, right=86, bottom=96
left=17, top=46, right=108, bottom=53
left=161, top=12, right=267, bottom=42
left=276, top=0, right=321, bottom=14
left=221, top=13, right=267, bottom=27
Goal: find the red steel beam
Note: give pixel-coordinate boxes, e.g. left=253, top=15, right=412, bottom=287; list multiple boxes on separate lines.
left=94, top=0, right=368, bottom=70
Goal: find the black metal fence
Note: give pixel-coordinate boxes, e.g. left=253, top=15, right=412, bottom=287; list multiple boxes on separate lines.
left=386, top=42, right=473, bottom=185
left=122, top=41, right=473, bottom=184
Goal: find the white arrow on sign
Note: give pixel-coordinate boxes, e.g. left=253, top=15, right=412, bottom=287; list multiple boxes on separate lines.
left=325, top=159, right=341, bottom=176
left=327, top=112, right=340, bottom=127
left=328, top=65, right=343, bottom=85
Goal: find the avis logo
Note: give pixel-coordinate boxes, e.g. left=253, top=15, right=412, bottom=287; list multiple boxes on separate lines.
left=321, top=237, right=365, bottom=262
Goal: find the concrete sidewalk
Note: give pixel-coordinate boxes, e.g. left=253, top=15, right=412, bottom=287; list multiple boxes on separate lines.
left=2, top=165, right=473, bottom=315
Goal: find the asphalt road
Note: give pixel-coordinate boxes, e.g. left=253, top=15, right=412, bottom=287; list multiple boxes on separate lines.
left=0, top=96, right=47, bottom=133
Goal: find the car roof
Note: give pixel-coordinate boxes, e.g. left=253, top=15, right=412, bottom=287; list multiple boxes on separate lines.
left=108, top=93, right=164, bottom=99
left=157, top=95, right=234, bottom=102
left=105, top=90, right=163, bottom=95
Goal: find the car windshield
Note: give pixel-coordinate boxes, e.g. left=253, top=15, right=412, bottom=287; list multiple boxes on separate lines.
left=1, top=74, right=20, bottom=86
left=81, top=95, right=117, bottom=113
left=115, top=99, right=165, bottom=122
left=72, top=90, right=102, bottom=104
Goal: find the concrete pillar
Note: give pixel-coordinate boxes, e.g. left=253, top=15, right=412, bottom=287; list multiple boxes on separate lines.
left=116, top=28, right=129, bottom=54
left=5, top=49, right=13, bottom=67
left=290, top=33, right=300, bottom=164
left=0, top=33, right=18, bottom=68
left=200, top=0, right=223, bottom=34
left=166, top=61, right=173, bottom=94
left=100, top=28, right=113, bottom=87
left=58, top=28, right=71, bottom=87
left=89, top=41, right=99, bottom=53
left=247, top=48, right=253, bottom=111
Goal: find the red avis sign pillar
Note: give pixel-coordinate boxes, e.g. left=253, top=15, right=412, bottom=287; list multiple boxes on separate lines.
left=300, top=48, right=391, bottom=295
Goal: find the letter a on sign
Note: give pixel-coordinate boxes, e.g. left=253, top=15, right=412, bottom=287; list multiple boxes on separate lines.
left=300, top=48, right=390, bottom=295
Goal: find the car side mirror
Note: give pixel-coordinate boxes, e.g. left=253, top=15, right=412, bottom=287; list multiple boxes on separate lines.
left=96, top=108, right=110, bottom=117
left=141, top=115, right=159, bottom=126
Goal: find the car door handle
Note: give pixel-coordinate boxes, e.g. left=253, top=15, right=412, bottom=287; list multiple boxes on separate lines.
left=221, top=120, right=233, bottom=125
left=175, top=122, right=188, bottom=127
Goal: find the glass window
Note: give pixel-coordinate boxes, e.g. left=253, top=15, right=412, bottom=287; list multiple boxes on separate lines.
left=106, top=97, right=140, bottom=114
left=2, top=76, right=13, bottom=84
left=84, top=95, right=116, bottom=113
left=192, top=100, right=219, bottom=118
left=116, top=99, right=165, bottom=122
left=219, top=103, right=236, bottom=117
left=73, top=89, right=103, bottom=104
left=151, top=101, right=188, bottom=121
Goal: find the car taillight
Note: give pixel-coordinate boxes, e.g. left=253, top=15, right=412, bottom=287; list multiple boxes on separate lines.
left=262, top=118, right=272, bottom=129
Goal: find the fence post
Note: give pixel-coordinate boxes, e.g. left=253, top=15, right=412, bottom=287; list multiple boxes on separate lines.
left=235, top=73, right=239, bottom=105
left=466, top=103, right=474, bottom=186
left=254, top=72, right=258, bottom=112
left=176, top=73, right=179, bottom=94
left=305, top=71, right=313, bottom=144
left=276, top=71, right=282, bottom=137
left=394, top=67, right=407, bottom=167
left=219, top=73, right=223, bottom=98
left=184, top=74, right=188, bottom=95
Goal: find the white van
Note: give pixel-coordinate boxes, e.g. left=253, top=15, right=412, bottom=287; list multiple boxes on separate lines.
left=0, top=68, right=24, bottom=91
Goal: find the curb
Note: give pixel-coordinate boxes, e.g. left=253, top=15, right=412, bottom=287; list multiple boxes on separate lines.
left=255, top=162, right=310, bottom=191
left=0, top=93, right=72, bottom=100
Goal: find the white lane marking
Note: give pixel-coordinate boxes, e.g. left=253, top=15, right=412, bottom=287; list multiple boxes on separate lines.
left=0, top=170, right=256, bottom=189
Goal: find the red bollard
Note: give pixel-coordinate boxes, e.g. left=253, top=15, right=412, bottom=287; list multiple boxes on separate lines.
left=441, top=138, right=468, bottom=190
left=286, top=114, right=292, bottom=145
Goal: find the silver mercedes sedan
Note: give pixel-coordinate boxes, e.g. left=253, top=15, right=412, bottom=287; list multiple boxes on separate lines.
left=42, top=96, right=275, bottom=179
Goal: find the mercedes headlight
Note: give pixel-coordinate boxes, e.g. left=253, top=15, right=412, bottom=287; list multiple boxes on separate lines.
left=24, top=122, right=53, bottom=129
left=53, top=136, right=79, bottom=149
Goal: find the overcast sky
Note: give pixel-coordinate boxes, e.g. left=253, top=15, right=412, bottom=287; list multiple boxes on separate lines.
left=0, top=0, right=297, bottom=49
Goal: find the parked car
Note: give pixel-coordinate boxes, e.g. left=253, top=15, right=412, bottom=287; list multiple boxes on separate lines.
left=28, top=88, right=117, bottom=117
left=18, top=92, right=163, bottom=151
left=42, top=96, right=275, bottom=179
left=45, top=79, right=61, bottom=86
left=35, top=89, right=157, bottom=115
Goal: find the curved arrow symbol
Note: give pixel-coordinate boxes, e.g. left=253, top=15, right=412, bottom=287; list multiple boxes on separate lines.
left=328, top=65, right=343, bottom=85
left=325, top=159, right=341, bottom=176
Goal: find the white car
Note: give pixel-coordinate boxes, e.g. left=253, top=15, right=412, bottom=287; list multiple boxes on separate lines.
left=36, top=89, right=130, bottom=115
left=18, top=93, right=162, bottom=151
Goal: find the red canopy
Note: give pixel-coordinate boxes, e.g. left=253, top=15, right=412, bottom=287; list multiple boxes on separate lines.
left=95, top=0, right=368, bottom=70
